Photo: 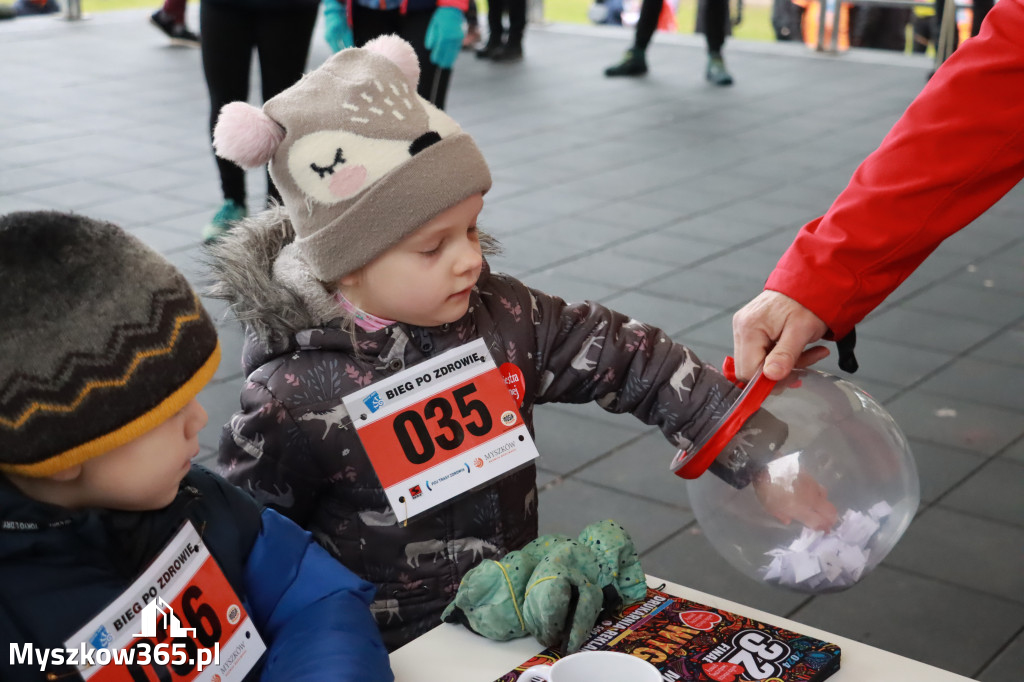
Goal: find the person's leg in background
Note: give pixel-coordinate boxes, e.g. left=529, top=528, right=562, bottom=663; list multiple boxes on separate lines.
left=200, top=0, right=253, bottom=242
left=463, top=0, right=481, bottom=49
left=490, top=0, right=525, bottom=60
left=478, top=0, right=506, bottom=57
left=603, top=0, right=659, bottom=76
left=253, top=2, right=319, bottom=204
left=704, top=0, right=733, bottom=85
left=151, top=0, right=200, bottom=47
left=352, top=5, right=452, bottom=109
left=970, top=0, right=992, bottom=35
left=401, top=9, right=454, bottom=108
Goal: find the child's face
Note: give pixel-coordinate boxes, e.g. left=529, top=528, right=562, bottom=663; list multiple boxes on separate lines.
left=340, top=194, right=484, bottom=328
left=9, top=399, right=207, bottom=511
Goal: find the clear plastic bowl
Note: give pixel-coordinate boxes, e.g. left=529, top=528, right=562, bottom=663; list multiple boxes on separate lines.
left=671, top=367, right=920, bottom=593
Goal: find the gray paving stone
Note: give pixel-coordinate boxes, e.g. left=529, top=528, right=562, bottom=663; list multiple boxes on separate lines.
left=612, top=231, right=726, bottom=266
left=575, top=430, right=691, bottom=508
left=969, top=321, right=1024, bottom=367
left=1000, top=437, right=1024, bottom=465
left=642, top=266, right=765, bottom=308
left=812, top=337, right=954, bottom=390
left=977, top=630, right=1024, bottom=682
left=600, top=289, right=721, bottom=337
left=940, top=458, right=1024, bottom=527
left=531, top=405, right=647, bottom=475
left=790, top=565, right=1024, bottom=678
left=901, top=283, right=1024, bottom=326
left=859, top=307, right=1001, bottom=355
left=662, top=211, right=791, bottom=246
left=884, top=390, right=1024, bottom=456
left=917, top=357, right=1024, bottom=412
left=541, top=216, right=634, bottom=250
left=125, top=223, right=201, bottom=253
left=17, top=179, right=133, bottom=211
left=212, top=321, right=248, bottom=384
left=885, top=506, right=1024, bottom=604
left=537, top=477, right=691, bottom=555
left=554, top=251, right=678, bottom=288
left=486, top=231, right=584, bottom=278
left=906, top=439, right=987, bottom=505
left=196, top=377, right=245, bottom=455
left=576, top=200, right=681, bottom=232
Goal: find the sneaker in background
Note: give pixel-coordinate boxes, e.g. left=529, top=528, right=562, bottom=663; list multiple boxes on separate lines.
left=476, top=38, right=504, bottom=60
left=706, top=53, right=733, bottom=86
left=202, top=200, right=247, bottom=244
left=490, top=42, right=523, bottom=63
left=150, top=9, right=200, bottom=47
left=604, top=49, right=648, bottom=77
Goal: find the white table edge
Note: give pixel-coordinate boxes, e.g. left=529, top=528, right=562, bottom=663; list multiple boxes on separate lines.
left=389, top=575, right=975, bottom=681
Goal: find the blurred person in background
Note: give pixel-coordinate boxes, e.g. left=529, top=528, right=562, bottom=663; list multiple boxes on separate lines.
left=199, top=0, right=319, bottom=243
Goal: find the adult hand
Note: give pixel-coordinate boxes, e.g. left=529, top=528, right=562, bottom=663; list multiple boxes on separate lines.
left=425, top=7, right=464, bottom=69
left=323, top=0, right=353, bottom=53
left=732, top=290, right=830, bottom=382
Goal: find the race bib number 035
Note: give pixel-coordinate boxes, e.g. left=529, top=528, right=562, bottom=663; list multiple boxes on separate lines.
left=342, top=339, right=539, bottom=521
left=65, top=522, right=265, bottom=682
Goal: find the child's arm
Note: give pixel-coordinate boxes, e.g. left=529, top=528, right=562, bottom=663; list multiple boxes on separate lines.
left=244, top=508, right=393, bottom=682
left=521, top=285, right=836, bottom=529
left=520, top=280, right=741, bottom=452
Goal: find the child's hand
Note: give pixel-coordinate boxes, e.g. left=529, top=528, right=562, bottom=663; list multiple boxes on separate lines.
left=753, top=468, right=838, bottom=532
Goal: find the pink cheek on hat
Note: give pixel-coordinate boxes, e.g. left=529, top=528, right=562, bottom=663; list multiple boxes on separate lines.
left=329, top=165, right=368, bottom=199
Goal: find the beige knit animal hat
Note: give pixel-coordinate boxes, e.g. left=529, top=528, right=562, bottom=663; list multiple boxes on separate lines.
left=212, top=35, right=492, bottom=283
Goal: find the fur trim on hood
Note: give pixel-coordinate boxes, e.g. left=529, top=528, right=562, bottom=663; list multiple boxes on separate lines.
left=204, top=206, right=333, bottom=351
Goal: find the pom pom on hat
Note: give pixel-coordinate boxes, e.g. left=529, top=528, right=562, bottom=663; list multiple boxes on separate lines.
left=213, top=102, right=285, bottom=169
left=364, top=34, right=420, bottom=90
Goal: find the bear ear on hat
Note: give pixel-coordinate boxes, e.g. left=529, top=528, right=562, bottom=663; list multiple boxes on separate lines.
left=364, top=34, right=420, bottom=91
left=213, top=102, right=285, bottom=169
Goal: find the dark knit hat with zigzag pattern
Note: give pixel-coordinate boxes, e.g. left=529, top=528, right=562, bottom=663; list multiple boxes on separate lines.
left=0, top=211, right=220, bottom=477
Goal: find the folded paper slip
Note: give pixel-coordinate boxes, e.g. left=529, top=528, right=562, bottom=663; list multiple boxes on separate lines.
left=498, top=588, right=841, bottom=682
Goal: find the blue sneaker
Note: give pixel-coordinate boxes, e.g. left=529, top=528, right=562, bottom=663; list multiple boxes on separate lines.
left=202, top=200, right=247, bottom=243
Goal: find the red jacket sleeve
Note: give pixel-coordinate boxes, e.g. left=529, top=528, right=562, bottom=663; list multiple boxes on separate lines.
left=766, top=0, right=1024, bottom=340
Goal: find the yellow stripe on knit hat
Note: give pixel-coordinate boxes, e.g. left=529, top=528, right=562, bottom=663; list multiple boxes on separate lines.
left=0, top=297, right=208, bottom=431
left=0, top=342, right=221, bottom=478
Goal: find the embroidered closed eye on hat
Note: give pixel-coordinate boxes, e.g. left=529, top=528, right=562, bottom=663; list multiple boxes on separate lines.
left=212, top=35, right=492, bottom=284
left=0, top=211, right=221, bottom=477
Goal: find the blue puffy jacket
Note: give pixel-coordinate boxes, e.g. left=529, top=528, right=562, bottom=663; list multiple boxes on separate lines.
left=0, top=466, right=393, bottom=682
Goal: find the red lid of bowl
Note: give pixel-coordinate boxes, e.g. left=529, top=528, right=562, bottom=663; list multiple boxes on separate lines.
left=671, top=359, right=778, bottom=479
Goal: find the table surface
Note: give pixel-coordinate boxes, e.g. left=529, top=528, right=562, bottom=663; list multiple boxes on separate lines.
left=389, top=576, right=975, bottom=682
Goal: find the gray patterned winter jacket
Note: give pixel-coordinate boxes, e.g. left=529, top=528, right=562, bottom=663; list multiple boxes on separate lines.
left=206, top=208, right=746, bottom=650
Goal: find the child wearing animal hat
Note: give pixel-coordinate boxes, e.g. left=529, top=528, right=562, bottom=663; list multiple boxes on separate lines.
left=0, top=211, right=392, bottom=682
left=207, top=36, right=837, bottom=650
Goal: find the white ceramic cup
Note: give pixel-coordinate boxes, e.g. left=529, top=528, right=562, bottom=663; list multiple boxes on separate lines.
left=517, top=651, right=661, bottom=682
